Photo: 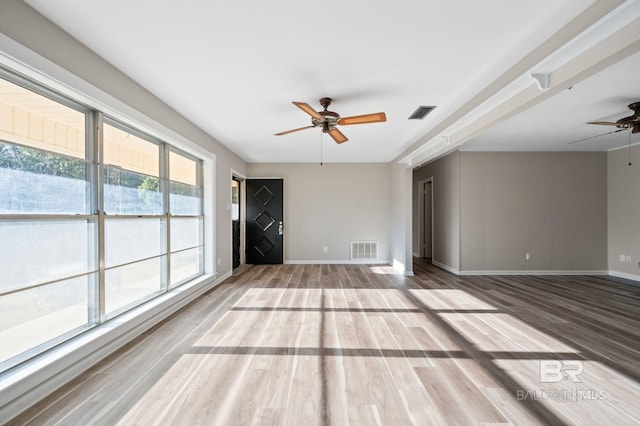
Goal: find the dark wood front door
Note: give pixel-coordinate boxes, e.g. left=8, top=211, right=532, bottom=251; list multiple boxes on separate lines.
left=246, top=178, right=284, bottom=264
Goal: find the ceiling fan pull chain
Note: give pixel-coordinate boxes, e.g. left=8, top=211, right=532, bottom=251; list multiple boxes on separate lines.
left=320, top=131, right=324, bottom=166
left=629, top=130, right=633, bottom=166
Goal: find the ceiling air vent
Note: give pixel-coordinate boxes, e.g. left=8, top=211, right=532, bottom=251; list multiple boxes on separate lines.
left=408, top=105, right=436, bottom=120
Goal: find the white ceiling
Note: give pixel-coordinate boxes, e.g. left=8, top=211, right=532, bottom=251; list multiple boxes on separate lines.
left=463, top=50, right=640, bottom=152
left=23, top=0, right=640, bottom=164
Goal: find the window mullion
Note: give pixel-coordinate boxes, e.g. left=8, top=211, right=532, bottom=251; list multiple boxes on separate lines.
left=95, top=111, right=106, bottom=324
left=86, top=111, right=98, bottom=325
left=198, top=160, right=204, bottom=275
left=161, top=144, right=171, bottom=291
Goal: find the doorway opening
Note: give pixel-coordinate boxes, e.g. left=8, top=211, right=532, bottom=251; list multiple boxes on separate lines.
left=231, top=175, right=244, bottom=269
left=418, top=178, right=433, bottom=261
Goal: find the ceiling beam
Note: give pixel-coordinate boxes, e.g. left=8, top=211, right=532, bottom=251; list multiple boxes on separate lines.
left=396, top=0, right=627, bottom=166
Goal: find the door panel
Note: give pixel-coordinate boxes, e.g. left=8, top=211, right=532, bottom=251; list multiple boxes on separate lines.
left=246, top=179, right=284, bottom=264
left=232, top=177, right=241, bottom=268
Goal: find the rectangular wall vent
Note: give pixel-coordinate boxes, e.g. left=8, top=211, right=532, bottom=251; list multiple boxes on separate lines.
left=350, top=241, right=378, bottom=261
left=408, top=105, right=436, bottom=120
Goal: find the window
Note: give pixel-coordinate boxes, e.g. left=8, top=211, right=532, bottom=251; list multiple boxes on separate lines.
left=0, top=71, right=205, bottom=373
left=168, top=150, right=203, bottom=286
left=102, top=121, right=165, bottom=317
left=0, top=74, right=95, bottom=369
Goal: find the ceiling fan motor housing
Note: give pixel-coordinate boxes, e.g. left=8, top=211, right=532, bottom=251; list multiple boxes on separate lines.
left=314, top=97, right=340, bottom=131
left=313, top=110, right=339, bottom=131
left=618, top=102, right=640, bottom=133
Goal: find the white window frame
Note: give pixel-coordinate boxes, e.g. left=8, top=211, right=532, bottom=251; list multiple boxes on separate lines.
left=0, top=64, right=209, bottom=374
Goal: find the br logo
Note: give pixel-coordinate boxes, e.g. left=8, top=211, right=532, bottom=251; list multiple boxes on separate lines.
left=539, top=360, right=583, bottom=383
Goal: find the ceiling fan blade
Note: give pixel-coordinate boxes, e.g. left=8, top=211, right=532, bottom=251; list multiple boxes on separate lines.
left=328, top=127, right=348, bottom=144
left=587, top=121, right=623, bottom=126
left=292, top=102, right=324, bottom=121
left=568, top=128, right=625, bottom=145
left=338, top=112, right=386, bottom=126
left=274, top=125, right=315, bottom=136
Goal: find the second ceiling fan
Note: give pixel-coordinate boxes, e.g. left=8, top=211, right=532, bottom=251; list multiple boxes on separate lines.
left=588, top=101, right=640, bottom=134
left=275, top=97, right=386, bottom=144
left=570, top=101, right=640, bottom=145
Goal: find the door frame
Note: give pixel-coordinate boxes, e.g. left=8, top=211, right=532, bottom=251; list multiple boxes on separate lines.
left=416, top=177, right=434, bottom=259
left=231, top=169, right=246, bottom=267
left=245, top=176, right=285, bottom=264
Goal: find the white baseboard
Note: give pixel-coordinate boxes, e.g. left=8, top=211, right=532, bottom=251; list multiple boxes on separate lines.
left=0, top=272, right=229, bottom=423
left=403, top=262, right=639, bottom=283
left=425, top=263, right=610, bottom=278
left=609, top=270, right=640, bottom=283
left=458, top=270, right=609, bottom=276
left=432, top=260, right=460, bottom=275
left=285, top=260, right=391, bottom=265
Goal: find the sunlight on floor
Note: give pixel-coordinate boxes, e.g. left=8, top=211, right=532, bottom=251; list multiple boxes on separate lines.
left=408, top=287, right=640, bottom=424
left=109, top=274, right=640, bottom=424
left=409, top=288, right=498, bottom=310
left=369, top=265, right=402, bottom=275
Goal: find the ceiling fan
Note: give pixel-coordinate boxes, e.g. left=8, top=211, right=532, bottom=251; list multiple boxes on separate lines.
left=275, top=97, right=386, bottom=144
left=588, top=101, right=640, bottom=133
left=570, top=101, right=640, bottom=145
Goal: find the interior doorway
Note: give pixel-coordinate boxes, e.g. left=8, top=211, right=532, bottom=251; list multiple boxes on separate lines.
left=231, top=175, right=243, bottom=269
left=423, top=180, right=433, bottom=259
left=417, top=177, right=433, bottom=260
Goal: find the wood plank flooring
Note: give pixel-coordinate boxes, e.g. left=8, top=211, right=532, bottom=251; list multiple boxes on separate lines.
left=10, top=260, right=640, bottom=425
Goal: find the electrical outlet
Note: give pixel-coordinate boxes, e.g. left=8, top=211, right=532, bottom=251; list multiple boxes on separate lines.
left=626, top=256, right=632, bottom=263
left=525, top=253, right=531, bottom=261
left=619, top=254, right=626, bottom=262
left=323, top=246, right=328, bottom=253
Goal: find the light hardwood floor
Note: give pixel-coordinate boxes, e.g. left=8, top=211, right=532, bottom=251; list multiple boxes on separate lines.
left=10, top=260, right=640, bottom=425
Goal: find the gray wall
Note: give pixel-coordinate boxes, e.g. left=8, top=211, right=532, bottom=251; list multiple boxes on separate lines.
left=413, top=151, right=460, bottom=271
left=0, top=0, right=247, bottom=277
left=389, top=162, right=413, bottom=273
left=459, top=152, right=607, bottom=272
left=608, top=145, right=640, bottom=278
left=248, top=163, right=390, bottom=262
